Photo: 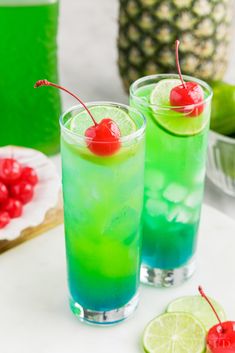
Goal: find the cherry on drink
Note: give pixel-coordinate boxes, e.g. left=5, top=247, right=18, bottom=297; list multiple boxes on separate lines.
left=199, top=286, right=235, bottom=353
left=85, top=118, right=121, bottom=156
left=35, top=80, right=121, bottom=156
left=170, top=40, right=204, bottom=117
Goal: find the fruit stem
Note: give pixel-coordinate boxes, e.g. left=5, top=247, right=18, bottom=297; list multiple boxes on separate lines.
left=198, top=286, right=224, bottom=332
left=175, top=40, right=186, bottom=89
left=34, top=80, right=97, bottom=126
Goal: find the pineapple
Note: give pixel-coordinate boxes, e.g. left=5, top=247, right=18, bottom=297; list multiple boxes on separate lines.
left=118, top=0, right=233, bottom=91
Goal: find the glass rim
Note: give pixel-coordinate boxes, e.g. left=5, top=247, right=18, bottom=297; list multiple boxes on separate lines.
left=130, top=73, right=213, bottom=110
left=60, top=101, right=146, bottom=144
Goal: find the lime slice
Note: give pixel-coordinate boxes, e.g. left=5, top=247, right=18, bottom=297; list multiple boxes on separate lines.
left=143, top=312, right=206, bottom=353
left=150, top=79, right=181, bottom=106
left=69, top=106, right=137, bottom=137
left=167, top=295, right=226, bottom=330
left=150, top=79, right=208, bottom=136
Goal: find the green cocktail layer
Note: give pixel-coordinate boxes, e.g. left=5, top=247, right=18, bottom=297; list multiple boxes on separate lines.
left=131, top=84, right=210, bottom=269
left=61, top=109, right=144, bottom=311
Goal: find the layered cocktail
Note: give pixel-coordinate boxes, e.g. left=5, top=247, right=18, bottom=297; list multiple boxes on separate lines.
left=60, top=101, right=146, bottom=324
left=130, top=72, right=212, bottom=287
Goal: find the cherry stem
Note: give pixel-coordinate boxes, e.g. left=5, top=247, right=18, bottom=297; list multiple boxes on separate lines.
left=198, top=286, right=224, bottom=332
left=34, top=80, right=97, bottom=126
left=175, top=40, right=186, bottom=89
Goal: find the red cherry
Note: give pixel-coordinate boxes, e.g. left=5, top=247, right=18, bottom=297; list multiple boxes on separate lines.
left=0, top=158, right=22, bottom=184
left=170, top=40, right=204, bottom=117
left=199, top=286, right=235, bottom=353
left=0, top=182, right=8, bottom=203
left=85, top=118, right=121, bottom=156
left=21, top=167, right=38, bottom=186
left=207, top=321, right=235, bottom=353
left=170, top=81, right=204, bottom=117
left=10, top=181, right=34, bottom=205
left=2, top=198, right=23, bottom=218
left=0, top=211, right=10, bottom=229
left=35, top=80, right=121, bottom=157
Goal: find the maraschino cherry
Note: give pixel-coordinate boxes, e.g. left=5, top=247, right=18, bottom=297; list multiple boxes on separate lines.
left=199, top=286, right=235, bottom=353
left=0, top=211, right=10, bottom=229
left=170, top=40, right=204, bottom=117
left=0, top=158, right=39, bottom=229
left=34, top=80, right=121, bottom=156
left=2, top=198, right=23, bottom=218
left=21, top=167, right=38, bottom=186
left=10, top=181, right=34, bottom=204
left=0, top=158, right=22, bottom=184
left=0, top=182, right=8, bottom=203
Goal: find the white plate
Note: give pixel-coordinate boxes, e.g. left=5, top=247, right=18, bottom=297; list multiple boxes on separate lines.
left=0, top=146, right=61, bottom=240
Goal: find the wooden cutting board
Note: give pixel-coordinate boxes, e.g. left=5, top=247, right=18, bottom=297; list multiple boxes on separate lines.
left=0, top=197, right=63, bottom=254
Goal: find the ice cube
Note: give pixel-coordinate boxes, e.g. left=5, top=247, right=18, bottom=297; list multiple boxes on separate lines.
left=185, top=190, right=203, bottom=208
left=167, top=206, right=181, bottom=222
left=145, top=170, right=165, bottom=192
left=146, top=199, right=168, bottom=217
left=163, top=183, right=188, bottom=203
left=176, top=209, right=192, bottom=224
left=103, top=207, right=139, bottom=242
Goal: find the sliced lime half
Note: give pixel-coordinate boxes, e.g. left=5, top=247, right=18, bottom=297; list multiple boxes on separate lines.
left=143, top=312, right=206, bottom=353
left=150, top=79, right=208, bottom=136
left=69, top=105, right=137, bottom=137
left=167, top=295, right=226, bottom=330
left=150, top=79, right=181, bottom=106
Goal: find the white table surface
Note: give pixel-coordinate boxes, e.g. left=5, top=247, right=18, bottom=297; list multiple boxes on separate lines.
left=1, top=204, right=235, bottom=353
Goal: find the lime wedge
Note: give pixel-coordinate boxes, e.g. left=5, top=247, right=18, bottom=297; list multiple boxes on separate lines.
left=143, top=312, right=206, bottom=353
left=69, top=105, right=137, bottom=137
left=150, top=79, right=208, bottom=136
left=167, top=295, right=226, bottom=330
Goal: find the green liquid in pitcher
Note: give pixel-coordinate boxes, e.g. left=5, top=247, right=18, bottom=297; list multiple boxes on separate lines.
left=0, top=2, right=61, bottom=155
